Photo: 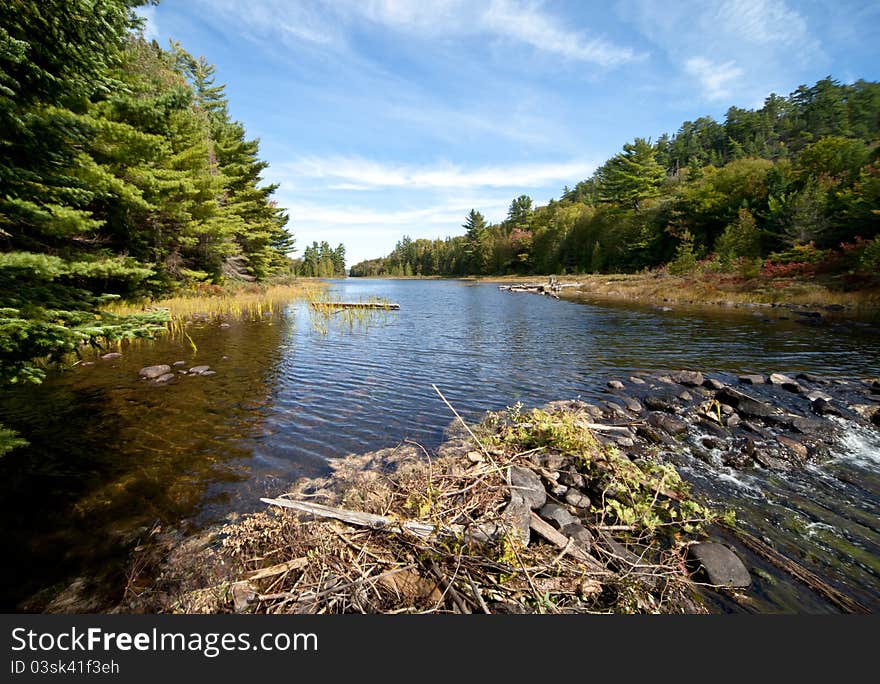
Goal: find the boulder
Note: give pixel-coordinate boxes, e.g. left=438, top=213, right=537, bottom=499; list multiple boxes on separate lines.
left=558, top=470, right=584, bottom=489
left=644, top=396, right=675, bottom=413
left=647, top=412, right=688, bottom=436
left=776, top=435, right=808, bottom=460
left=139, top=364, right=172, bottom=379
left=701, top=436, right=726, bottom=451
left=636, top=424, right=666, bottom=444
left=549, top=483, right=568, bottom=498
left=739, top=374, right=766, bottom=385
left=769, top=373, right=804, bottom=393
left=563, top=489, right=591, bottom=509
left=688, top=543, right=751, bottom=587
left=509, top=466, right=547, bottom=510
left=539, top=503, right=577, bottom=530
left=810, top=398, right=840, bottom=417
left=623, top=397, right=643, bottom=413
left=754, top=451, right=793, bottom=471
left=672, top=370, right=704, bottom=387
left=560, top=523, right=593, bottom=550
left=716, top=387, right=776, bottom=418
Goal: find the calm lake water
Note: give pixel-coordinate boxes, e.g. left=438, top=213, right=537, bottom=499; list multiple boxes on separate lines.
left=1, top=279, right=879, bottom=611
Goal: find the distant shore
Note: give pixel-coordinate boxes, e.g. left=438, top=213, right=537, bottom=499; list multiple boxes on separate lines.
left=349, top=272, right=880, bottom=313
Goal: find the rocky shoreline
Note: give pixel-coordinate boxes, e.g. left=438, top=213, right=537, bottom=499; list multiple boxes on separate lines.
left=594, top=369, right=880, bottom=474
left=119, top=369, right=878, bottom=615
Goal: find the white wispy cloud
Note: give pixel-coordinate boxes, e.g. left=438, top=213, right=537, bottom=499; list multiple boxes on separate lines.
left=684, top=57, right=744, bottom=101
left=715, top=0, right=811, bottom=46
left=482, top=0, right=643, bottom=66
left=618, top=0, right=824, bottom=104
left=276, top=156, right=597, bottom=190
left=200, top=0, right=642, bottom=67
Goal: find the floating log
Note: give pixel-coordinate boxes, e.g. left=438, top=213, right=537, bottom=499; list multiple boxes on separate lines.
left=309, top=301, right=400, bottom=310
left=498, top=279, right=579, bottom=300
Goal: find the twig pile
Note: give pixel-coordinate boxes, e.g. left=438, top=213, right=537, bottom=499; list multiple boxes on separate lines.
left=145, top=398, right=714, bottom=614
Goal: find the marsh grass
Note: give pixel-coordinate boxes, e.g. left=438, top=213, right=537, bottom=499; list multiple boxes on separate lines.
left=306, top=291, right=398, bottom=335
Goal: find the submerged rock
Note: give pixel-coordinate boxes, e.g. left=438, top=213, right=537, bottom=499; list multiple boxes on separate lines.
left=101, top=352, right=122, bottom=360
left=188, top=365, right=212, bottom=375
left=152, top=372, right=176, bottom=384
left=688, top=543, right=751, bottom=588
left=607, top=380, right=625, bottom=390
left=139, top=364, right=171, bottom=379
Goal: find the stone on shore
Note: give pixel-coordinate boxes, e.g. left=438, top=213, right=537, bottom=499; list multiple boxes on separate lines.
left=509, top=466, right=547, bottom=510
left=563, top=489, right=591, bottom=509
left=539, top=503, right=577, bottom=530
left=688, top=542, right=751, bottom=588
left=672, top=370, right=704, bottom=387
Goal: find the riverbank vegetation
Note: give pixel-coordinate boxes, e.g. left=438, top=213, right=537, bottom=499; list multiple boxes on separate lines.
left=350, top=77, right=880, bottom=298
left=126, top=401, right=725, bottom=614
left=0, top=2, right=302, bottom=453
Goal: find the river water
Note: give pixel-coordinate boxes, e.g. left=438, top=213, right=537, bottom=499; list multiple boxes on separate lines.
left=1, top=279, right=878, bottom=611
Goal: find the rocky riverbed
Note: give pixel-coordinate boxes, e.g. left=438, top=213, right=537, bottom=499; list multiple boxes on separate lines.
left=593, top=369, right=880, bottom=474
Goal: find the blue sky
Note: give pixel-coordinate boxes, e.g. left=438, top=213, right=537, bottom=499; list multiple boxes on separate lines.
left=139, top=1, right=880, bottom=266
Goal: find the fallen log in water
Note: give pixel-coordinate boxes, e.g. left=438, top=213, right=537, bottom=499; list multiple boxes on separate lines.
left=309, top=301, right=400, bottom=310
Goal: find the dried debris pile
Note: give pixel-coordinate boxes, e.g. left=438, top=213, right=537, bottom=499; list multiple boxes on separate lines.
left=129, top=400, right=744, bottom=614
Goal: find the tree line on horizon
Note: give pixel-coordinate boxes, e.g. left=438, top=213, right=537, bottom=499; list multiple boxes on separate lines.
left=0, top=1, right=297, bottom=453
left=350, top=77, right=880, bottom=279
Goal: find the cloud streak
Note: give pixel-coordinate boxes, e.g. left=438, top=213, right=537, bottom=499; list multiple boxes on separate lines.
left=684, top=57, right=744, bottom=101
left=203, top=0, right=643, bottom=67
left=277, top=156, right=597, bottom=191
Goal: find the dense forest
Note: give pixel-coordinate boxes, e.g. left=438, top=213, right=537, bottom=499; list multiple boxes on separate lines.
left=0, top=1, right=297, bottom=453
left=292, top=241, right=347, bottom=277
left=350, top=77, right=880, bottom=279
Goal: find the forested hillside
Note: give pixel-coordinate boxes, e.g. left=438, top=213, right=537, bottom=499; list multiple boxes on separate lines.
left=0, top=1, right=295, bottom=453
left=350, top=77, right=880, bottom=279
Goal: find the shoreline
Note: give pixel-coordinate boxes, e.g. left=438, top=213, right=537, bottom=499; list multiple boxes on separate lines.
left=118, top=370, right=879, bottom=614
left=347, top=273, right=880, bottom=315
